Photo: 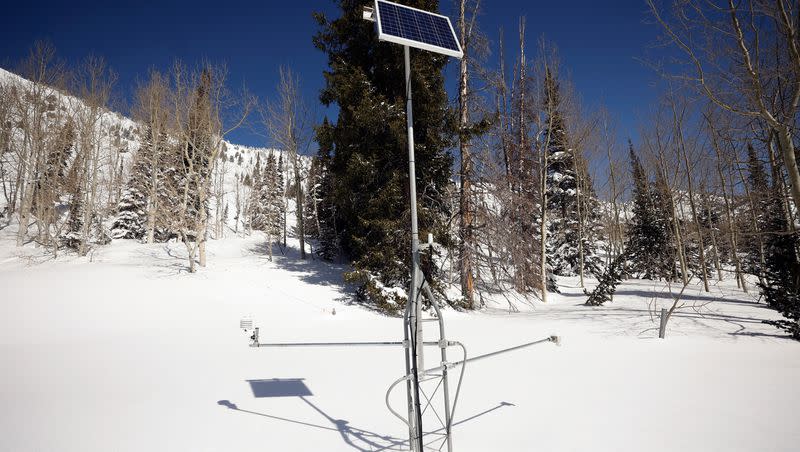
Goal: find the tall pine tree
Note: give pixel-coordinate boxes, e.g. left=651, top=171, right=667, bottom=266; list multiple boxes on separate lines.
left=313, top=0, right=454, bottom=310
left=626, top=142, right=673, bottom=279
left=111, top=127, right=154, bottom=240
left=248, top=155, right=264, bottom=231
left=760, top=192, right=800, bottom=338
left=542, top=69, right=601, bottom=277
left=744, top=142, right=770, bottom=277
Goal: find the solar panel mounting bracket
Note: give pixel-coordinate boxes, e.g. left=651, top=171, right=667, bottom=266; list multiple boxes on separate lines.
left=362, top=6, right=376, bottom=22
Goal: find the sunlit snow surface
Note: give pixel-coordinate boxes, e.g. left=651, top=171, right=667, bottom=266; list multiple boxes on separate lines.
left=1, top=224, right=799, bottom=452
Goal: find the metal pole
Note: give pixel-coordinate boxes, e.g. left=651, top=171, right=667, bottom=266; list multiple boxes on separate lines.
left=404, top=46, right=424, bottom=373
left=250, top=341, right=443, bottom=348
left=423, top=281, right=453, bottom=452
left=421, top=336, right=560, bottom=376
left=659, top=308, right=668, bottom=339
left=404, top=44, right=425, bottom=452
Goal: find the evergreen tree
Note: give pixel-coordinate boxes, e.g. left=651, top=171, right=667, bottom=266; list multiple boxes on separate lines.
left=110, top=133, right=151, bottom=240
left=626, top=143, right=673, bottom=279
left=62, top=186, right=85, bottom=250
left=261, top=153, right=282, bottom=238
left=760, top=194, right=800, bottom=339
left=695, top=186, right=728, bottom=279
left=651, top=166, right=678, bottom=276
left=744, top=142, right=770, bottom=276
left=313, top=1, right=454, bottom=309
left=542, top=69, right=602, bottom=277
left=154, top=151, right=184, bottom=241
left=248, top=155, right=263, bottom=231
left=314, top=119, right=340, bottom=261
left=110, top=185, right=147, bottom=240
left=585, top=250, right=630, bottom=306
left=111, top=124, right=173, bottom=241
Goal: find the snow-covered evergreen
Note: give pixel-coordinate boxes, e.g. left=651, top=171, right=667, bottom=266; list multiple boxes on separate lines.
left=542, top=69, right=602, bottom=278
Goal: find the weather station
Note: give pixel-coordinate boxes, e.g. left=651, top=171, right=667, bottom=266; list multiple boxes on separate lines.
left=241, top=2, right=561, bottom=451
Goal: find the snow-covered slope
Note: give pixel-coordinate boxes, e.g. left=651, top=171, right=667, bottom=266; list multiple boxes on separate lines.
left=1, top=218, right=798, bottom=452
left=0, top=66, right=306, bottom=226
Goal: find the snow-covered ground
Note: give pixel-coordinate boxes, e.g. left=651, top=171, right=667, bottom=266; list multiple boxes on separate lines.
left=1, top=224, right=799, bottom=452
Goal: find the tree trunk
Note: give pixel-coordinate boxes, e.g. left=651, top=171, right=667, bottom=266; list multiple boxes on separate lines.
left=657, top=152, right=688, bottom=285
left=734, top=161, right=767, bottom=288
left=679, top=144, right=709, bottom=292
left=458, top=0, right=475, bottom=308
left=573, top=150, right=585, bottom=287
left=703, top=188, right=724, bottom=282
left=295, top=165, right=306, bottom=259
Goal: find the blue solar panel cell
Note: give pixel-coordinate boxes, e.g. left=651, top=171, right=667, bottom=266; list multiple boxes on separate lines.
left=375, top=0, right=462, bottom=58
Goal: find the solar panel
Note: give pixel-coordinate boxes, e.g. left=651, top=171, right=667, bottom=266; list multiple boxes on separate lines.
left=374, top=0, right=463, bottom=59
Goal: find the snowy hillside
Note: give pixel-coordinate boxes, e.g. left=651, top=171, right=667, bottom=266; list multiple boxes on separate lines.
left=0, top=66, right=308, bottom=238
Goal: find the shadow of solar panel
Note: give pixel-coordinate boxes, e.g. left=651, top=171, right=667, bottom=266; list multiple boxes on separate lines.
left=246, top=378, right=313, bottom=398
left=375, top=0, right=462, bottom=58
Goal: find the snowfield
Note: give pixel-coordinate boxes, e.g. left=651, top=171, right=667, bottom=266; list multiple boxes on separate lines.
left=1, top=227, right=799, bottom=452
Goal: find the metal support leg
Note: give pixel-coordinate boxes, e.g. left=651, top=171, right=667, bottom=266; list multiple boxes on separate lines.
left=422, top=281, right=453, bottom=452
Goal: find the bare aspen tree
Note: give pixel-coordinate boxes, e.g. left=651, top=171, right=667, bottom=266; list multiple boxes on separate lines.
left=0, top=80, right=13, bottom=221
left=168, top=62, right=251, bottom=272
left=600, top=111, right=624, bottom=260
left=709, top=126, right=746, bottom=290
left=265, top=67, right=310, bottom=259
left=13, top=42, right=66, bottom=247
left=645, top=115, right=689, bottom=284
left=573, top=141, right=584, bottom=287
left=105, top=126, right=124, bottom=209
left=234, top=176, right=242, bottom=235
left=496, top=29, right=512, bottom=183
left=732, top=144, right=768, bottom=287
left=763, top=129, right=796, bottom=231
left=667, top=92, right=710, bottom=292
left=476, top=20, right=547, bottom=301
left=649, top=0, right=800, bottom=214
left=133, top=70, right=170, bottom=244
left=211, top=145, right=228, bottom=238
left=700, top=177, right=724, bottom=282
left=563, top=94, right=599, bottom=288
left=72, top=56, right=116, bottom=255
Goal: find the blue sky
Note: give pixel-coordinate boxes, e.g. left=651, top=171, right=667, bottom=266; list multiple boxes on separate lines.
left=0, top=0, right=662, bottom=150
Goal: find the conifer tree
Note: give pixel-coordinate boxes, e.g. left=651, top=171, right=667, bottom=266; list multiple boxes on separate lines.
left=760, top=193, right=800, bottom=339
left=260, top=153, right=279, bottom=237
left=744, top=143, right=770, bottom=277
left=62, top=186, right=85, bottom=250
left=585, top=250, right=630, bottom=306
left=314, top=119, right=340, bottom=261
left=110, top=134, right=151, bottom=240
left=313, top=0, right=454, bottom=308
left=626, top=143, right=673, bottom=279
left=651, top=166, right=678, bottom=276
left=110, top=185, right=147, bottom=240
left=247, top=155, right=263, bottom=231
left=542, top=69, right=601, bottom=277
